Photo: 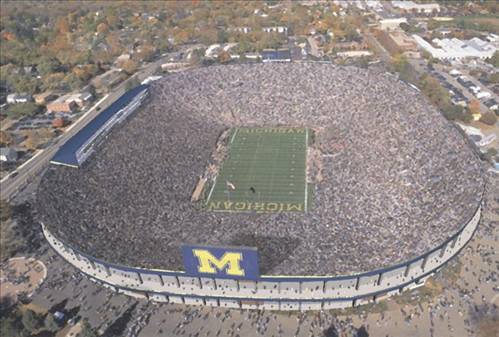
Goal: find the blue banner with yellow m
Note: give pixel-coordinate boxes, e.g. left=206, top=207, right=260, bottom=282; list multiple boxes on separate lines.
left=181, top=245, right=259, bottom=280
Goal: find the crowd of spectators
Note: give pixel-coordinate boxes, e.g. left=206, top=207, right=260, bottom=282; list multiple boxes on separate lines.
left=36, top=63, right=484, bottom=276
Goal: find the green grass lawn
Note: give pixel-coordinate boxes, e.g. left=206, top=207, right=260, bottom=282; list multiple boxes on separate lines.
left=206, top=127, right=310, bottom=213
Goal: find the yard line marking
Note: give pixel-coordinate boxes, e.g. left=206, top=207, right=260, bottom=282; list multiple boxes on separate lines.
left=206, top=175, right=217, bottom=203
left=230, top=128, right=239, bottom=144
left=304, top=128, right=309, bottom=212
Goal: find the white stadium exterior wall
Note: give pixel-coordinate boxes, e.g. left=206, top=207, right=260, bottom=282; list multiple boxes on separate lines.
left=41, top=205, right=481, bottom=311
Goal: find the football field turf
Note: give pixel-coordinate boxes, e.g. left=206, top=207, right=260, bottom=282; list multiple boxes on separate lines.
left=206, top=127, right=310, bottom=213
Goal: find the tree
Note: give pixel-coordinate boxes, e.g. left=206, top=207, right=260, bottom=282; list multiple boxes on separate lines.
left=5, top=103, right=41, bottom=119
left=217, top=50, right=232, bottom=64
left=78, top=320, right=97, bottom=337
left=486, top=51, right=499, bottom=68
left=96, top=22, right=109, bottom=34
left=392, top=54, right=417, bottom=83
left=323, top=324, right=339, bottom=337
left=479, top=112, right=497, bottom=125
left=52, top=117, right=67, bottom=128
left=488, top=72, right=499, bottom=84
left=357, top=325, right=370, bottom=337
left=23, top=128, right=55, bottom=150
left=44, top=313, right=60, bottom=333
left=0, top=315, right=28, bottom=337
left=21, top=310, right=42, bottom=333
left=0, top=131, right=13, bottom=146
left=0, top=200, right=12, bottom=222
left=64, top=73, right=84, bottom=91
left=55, top=16, right=70, bottom=34
left=468, top=99, right=481, bottom=116
left=125, top=77, right=140, bottom=91
left=442, top=104, right=471, bottom=122
left=419, top=74, right=453, bottom=112
left=37, top=57, right=62, bottom=76
left=120, top=59, right=139, bottom=75
left=135, top=44, right=157, bottom=62
left=482, top=148, right=498, bottom=164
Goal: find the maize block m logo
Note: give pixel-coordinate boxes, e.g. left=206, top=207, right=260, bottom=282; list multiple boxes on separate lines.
left=182, top=245, right=259, bottom=280
left=194, top=250, right=244, bottom=277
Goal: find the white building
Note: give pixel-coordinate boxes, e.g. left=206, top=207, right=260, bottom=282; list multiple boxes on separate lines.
left=379, top=18, right=408, bottom=31
left=262, top=26, right=288, bottom=34
left=230, top=27, right=252, bottom=34
left=6, top=93, right=32, bottom=104
left=0, top=147, right=17, bottom=163
left=205, top=44, right=221, bottom=58
left=392, top=1, right=440, bottom=14
left=412, top=35, right=497, bottom=60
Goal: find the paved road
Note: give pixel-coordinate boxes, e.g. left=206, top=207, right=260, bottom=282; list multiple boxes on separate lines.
left=0, top=58, right=167, bottom=201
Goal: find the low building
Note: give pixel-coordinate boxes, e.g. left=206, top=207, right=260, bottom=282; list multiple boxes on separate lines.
left=230, top=27, right=252, bottom=34
left=261, top=49, right=291, bottom=63
left=262, top=26, right=288, bottom=34
left=205, top=44, right=222, bottom=58
left=244, top=52, right=261, bottom=61
left=47, top=91, right=94, bottom=113
left=0, top=147, right=17, bottom=162
left=391, top=1, right=440, bottom=14
left=115, top=54, right=131, bottom=64
left=337, top=50, right=373, bottom=58
left=333, top=40, right=369, bottom=51
left=6, top=93, right=32, bottom=104
left=377, top=30, right=418, bottom=55
left=413, top=36, right=497, bottom=60
left=379, top=18, right=407, bottom=31
left=161, top=62, right=191, bottom=72
left=46, top=99, right=77, bottom=114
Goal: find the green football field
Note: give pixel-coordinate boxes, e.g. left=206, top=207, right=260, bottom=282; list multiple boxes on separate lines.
left=206, top=127, right=310, bottom=213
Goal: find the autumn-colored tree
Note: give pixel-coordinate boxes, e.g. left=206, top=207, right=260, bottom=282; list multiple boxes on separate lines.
left=0, top=131, right=13, bottom=146
left=106, top=14, right=121, bottom=29
left=1, top=31, right=16, bottom=41
left=173, top=29, right=191, bottom=45
left=96, top=22, right=109, bottom=34
left=72, top=64, right=98, bottom=82
left=23, top=128, right=54, bottom=150
left=198, top=27, right=218, bottom=45
left=486, top=51, right=499, bottom=68
left=217, top=50, right=232, bottom=64
left=479, top=112, right=497, bottom=125
left=56, top=16, right=70, bottom=34
left=42, top=72, right=66, bottom=91
left=468, top=99, right=481, bottom=115
left=52, top=117, right=66, bottom=128
left=120, top=59, right=139, bottom=75
left=135, top=44, right=157, bottom=62
left=106, top=32, right=124, bottom=56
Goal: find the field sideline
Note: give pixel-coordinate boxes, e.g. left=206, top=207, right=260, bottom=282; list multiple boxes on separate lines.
left=206, top=127, right=309, bottom=213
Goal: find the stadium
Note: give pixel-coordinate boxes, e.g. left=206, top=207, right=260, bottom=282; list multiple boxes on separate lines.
left=37, top=63, right=484, bottom=310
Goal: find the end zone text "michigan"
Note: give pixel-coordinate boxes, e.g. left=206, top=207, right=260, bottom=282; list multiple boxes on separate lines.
left=207, top=201, right=304, bottom=212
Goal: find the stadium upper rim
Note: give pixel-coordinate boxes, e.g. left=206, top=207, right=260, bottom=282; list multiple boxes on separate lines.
left=36, top=62, right=485, bottom=277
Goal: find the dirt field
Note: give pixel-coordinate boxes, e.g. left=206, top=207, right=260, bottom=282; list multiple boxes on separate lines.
left=0, top=257, right=47, bottom=305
